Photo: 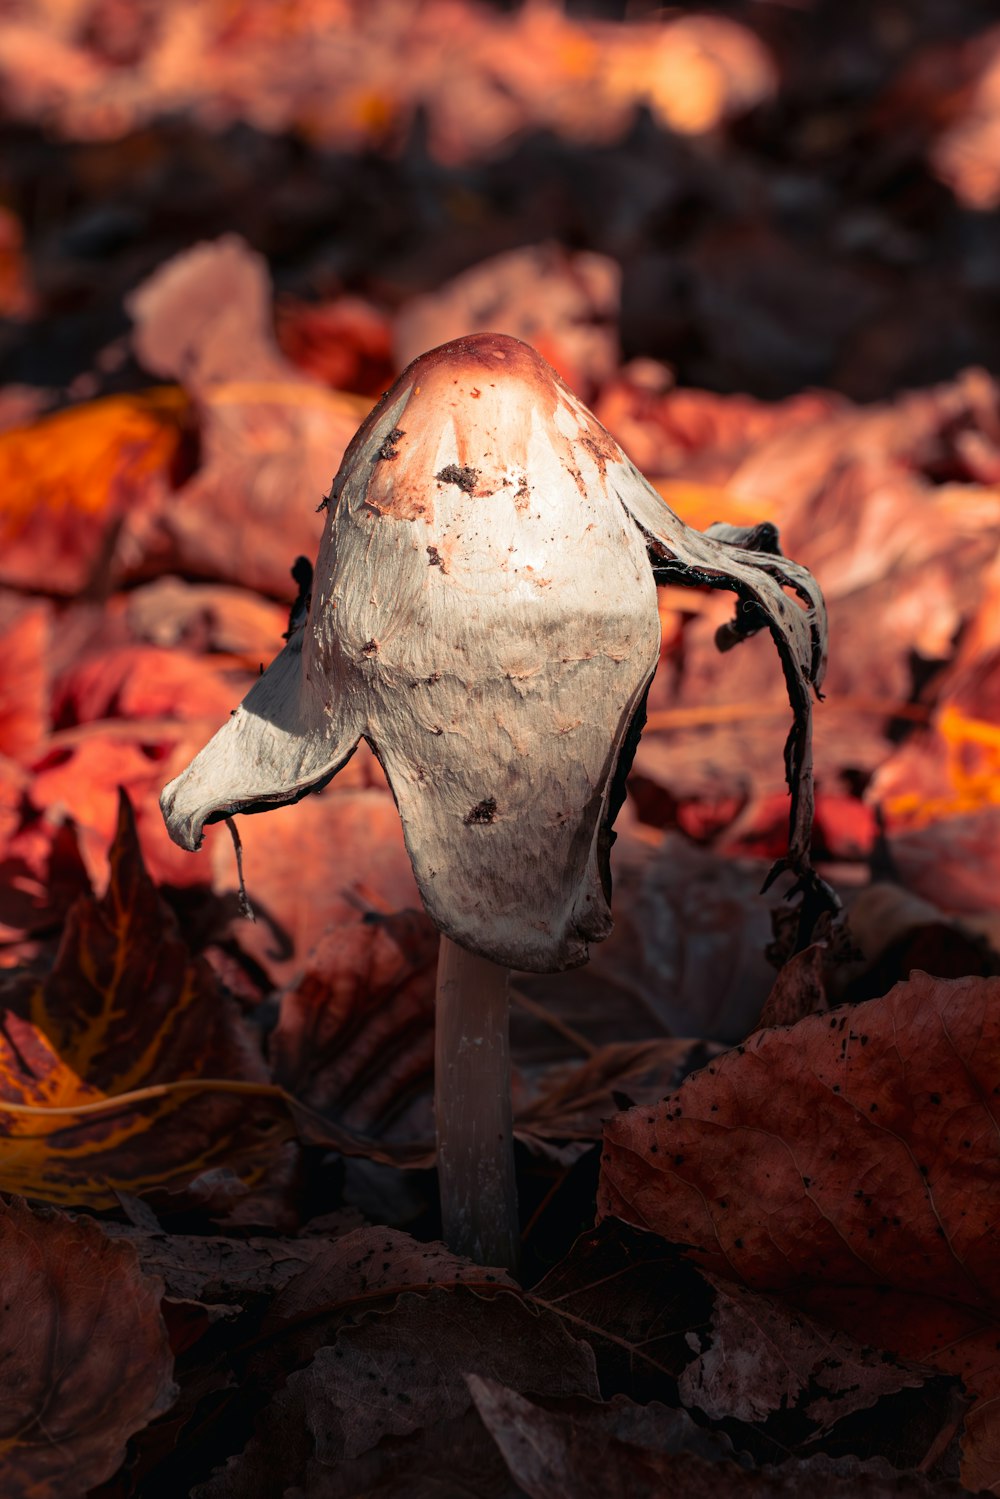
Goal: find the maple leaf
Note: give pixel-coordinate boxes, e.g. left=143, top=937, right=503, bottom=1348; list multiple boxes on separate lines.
left=0, top=790, right=293, bottom=1207
left=598, top=972, right=1000, bottom=1492
left=0, top=1196, right=176, bottom=1497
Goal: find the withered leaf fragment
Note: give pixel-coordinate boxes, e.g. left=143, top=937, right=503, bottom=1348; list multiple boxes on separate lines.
left=162, top=334, right=830, bottom=970
left=0, top=1197, right=176, bottom=1498
left=0, top=791, right=292, bottom=1206
left=198, top=1286, right=598, bottom=1498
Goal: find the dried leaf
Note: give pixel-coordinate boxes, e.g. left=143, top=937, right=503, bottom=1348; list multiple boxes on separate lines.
left=599, top=972, right=1000, bottom=1491
left=209, top=789, right=419, bottom=991
left=473, top=1375, right=970, bottom=1499
left=0, top=595, right=50, bottom=761
left=677, top=1271, right=929, bottom=1431
left=198, top=1287, right=599, bottom=1498
left=270, top=910, right=438, bottom=1154
left=261, top=1225, right=519, bottom=1350
left=0, top=1196, right=176, bottom=1497
left=754, top=944, right=831, bottom=1031
left=100, top=1225, right=336, bottom=1308
left=0, top=791, right=292, bottom=1206
left=515, top=1038, right=723, bottom=1144
left=128, top=237, right=362, bottom=600
left=470, top=1379, right=735, bottom=1499
left=394, top=244, right=621, bottom=397
left=0, top=391, right=186, bottom=596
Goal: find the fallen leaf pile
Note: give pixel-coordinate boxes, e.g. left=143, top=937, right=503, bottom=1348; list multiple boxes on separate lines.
left=3, top=1, right=1000, bottom=1495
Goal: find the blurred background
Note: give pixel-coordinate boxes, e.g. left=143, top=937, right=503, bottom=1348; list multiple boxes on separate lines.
left=4, top=0, right=1000, bottom=1053
left=4, top=0, right=1000, bottom=402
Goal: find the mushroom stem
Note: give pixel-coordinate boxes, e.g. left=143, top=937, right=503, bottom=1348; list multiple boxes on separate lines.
left=434, top=934, right=519, bottom=1273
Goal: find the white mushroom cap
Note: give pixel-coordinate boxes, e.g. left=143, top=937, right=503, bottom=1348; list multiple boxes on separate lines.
left=162, top=333, right=829, bottom=971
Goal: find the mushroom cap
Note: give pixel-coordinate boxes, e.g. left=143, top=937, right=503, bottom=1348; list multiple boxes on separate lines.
left=162, top=333, right=828, bottom=970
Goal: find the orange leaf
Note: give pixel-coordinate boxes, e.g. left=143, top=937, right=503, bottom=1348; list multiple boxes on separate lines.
left=599, top=972, right=1000, bottom=1491
left=0, top=792, right=292, bottom=1206
left=0, top=596, right=50, bottom=761
left=0, top=390, right=186, bottom=595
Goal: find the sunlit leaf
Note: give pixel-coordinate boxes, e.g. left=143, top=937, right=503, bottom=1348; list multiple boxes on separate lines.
left=0, top=390, right=187, bottom=595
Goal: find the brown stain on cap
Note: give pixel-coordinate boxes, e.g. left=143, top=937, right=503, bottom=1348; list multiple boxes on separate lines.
left=334, top=333, right=621, bottom=524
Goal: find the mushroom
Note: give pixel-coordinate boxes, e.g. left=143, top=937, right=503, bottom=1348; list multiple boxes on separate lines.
left=161, top=333, right=832, bottom=1272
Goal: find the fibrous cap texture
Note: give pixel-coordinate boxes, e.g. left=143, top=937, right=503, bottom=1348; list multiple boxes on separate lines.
left=161, top=333, right=828, bottom=971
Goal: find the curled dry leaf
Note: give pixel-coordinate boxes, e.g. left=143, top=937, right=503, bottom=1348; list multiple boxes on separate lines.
left=0, top=1196, right=176, bottom=1498
left=598, top=972, right=1000, bottom=1492
left=0, top=791, right=293, bottom=1207
left=677, top=1270, right=932, bottom=1433
left=753, top=944, right=831, bottom=1031
left=162, top=333, right=830, bottom=970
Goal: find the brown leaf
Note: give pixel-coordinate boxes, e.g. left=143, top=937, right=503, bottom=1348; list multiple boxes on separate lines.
left=471, top=1378, right=972, bottom=1499
left=127, top=237, right=362, bottom=600
left=100, top=1224, right=337, bottom=1308
left=470, top=1379, right=735, bottom=1499
left=124, top=577, right=289, bottom=659
left=0, top=1196, right=176, bottom=1497
left=261, top=1225, right=519, bottom=1350
left=529, top=1221, right=957, bottom=1472
left=754, top=944, right=831, bottom=1031
left=677, top=1271, right=929, bottom=1432
left=28, top=731, right=227, bottom=891
left=598, top=972, right=1000, bottom=1490
left=394, top=243, right=620, bottom=398
left=270, top=910, right=438, bottom=1156
left=0, top=595, right=50, bottom=762
left=0, top=812, right=91, bottom=953
left=276, top=294, right=393, bottom=396
left=515, top=1038, right=724, bottom=1144
left=198, top=1287, right=599, bottom=1498
left=210, top=788, right=419, bottom=991
left=0, top=791, right=293, bottom=1207
left=521, top=830, right=779, bottom=1045
left=52, top=642, right=251, bottom=729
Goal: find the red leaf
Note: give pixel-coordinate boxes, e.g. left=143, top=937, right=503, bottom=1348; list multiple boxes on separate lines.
left=598, top=972, right=1000, bottom=1490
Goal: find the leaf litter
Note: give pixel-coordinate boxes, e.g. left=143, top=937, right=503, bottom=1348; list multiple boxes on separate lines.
left=3, top=1, right=1000, bottom=1493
